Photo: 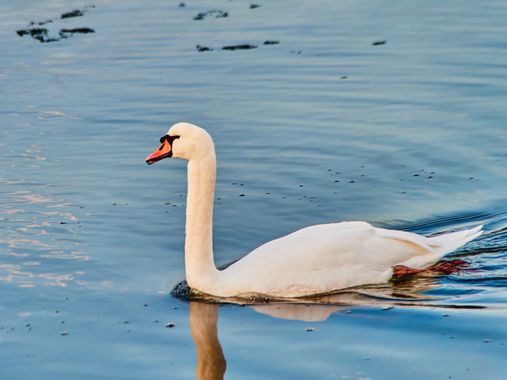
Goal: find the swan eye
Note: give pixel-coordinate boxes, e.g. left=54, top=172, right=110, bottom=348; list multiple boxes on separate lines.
left=160, top=135, right=180, bottom=144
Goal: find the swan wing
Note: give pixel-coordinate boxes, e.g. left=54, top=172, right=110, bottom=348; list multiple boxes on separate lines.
left=221, top=222, right=482, bottom=297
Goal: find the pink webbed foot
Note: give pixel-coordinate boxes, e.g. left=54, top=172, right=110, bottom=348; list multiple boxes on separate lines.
left=393, top=259, right=469, bottom=278
left=392, top=265, right=425, bottom=277
left=427, top=259, right=469, bottom=274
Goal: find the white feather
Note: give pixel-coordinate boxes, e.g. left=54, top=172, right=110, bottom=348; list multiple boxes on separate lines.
left=160, top=122, right=483, bottom=299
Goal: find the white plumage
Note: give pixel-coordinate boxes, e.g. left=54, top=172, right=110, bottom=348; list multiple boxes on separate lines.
left=147, top=122, right=482, bottom=299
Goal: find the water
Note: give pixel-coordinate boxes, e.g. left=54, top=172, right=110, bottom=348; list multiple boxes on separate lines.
left=1, top=0, right=507, bottom=378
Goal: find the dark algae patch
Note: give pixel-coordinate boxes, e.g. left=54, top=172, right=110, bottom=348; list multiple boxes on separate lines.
left=196, top=44, right=262, bottom=52
left=59, top=28, right=95, bottom=37
left=15, top=28, right=59, bottom=43
left=30, top=19, right=52, bottom=26
left=61, top=5, right=95, bottom=19
left=17, top=26, right=95, bottom=43
left=222, top=44, right=257, bottom=50
left=196, top=45, right=213, bottom=52
left=16, top=27, right=47, bottom=38
left=17, top=27, right=45, bottom=37
left=193, top=10, right=228, bottom=21
left=191, top=6, right=277, bottom=53
left=61, top=9, right=85, bottom=19
left=16, top=5, right=95, bottom=43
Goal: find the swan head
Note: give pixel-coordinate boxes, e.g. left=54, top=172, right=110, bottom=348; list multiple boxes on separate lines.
left=146, top=122, right=214, bottom=164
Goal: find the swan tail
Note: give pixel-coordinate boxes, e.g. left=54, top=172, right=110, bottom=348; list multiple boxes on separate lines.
left=384, top=225, right=482, bottom=270
left=427, top=225, right=483, bottom=256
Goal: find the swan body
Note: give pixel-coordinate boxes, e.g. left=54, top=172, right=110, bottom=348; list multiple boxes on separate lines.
left=146, top=122, right=482, bottom=299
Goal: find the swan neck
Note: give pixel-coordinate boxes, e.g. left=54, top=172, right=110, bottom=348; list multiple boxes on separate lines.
left=185, top=153, right=218, bottom=288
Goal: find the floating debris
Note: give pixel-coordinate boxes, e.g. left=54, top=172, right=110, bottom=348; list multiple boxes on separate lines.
left=16, top=6, right=95, bottom=43
left=61, top=9, right=84, bottom=19
left=59, top=28, right=95, bottom=38
left=305, top=327, right=315, bottom=332
left=222, top=44, right=257, bottom=50
left=194, top=10, right=228, bottom=21
left=372, top=40, right=386, bottom=46
left=165, top=323, right=175, bottom=328
left=250, top=4, right=261, bottom=9
left=16, top=28, right=49, bottom=43
left=263, top=40, right=279, bottom=45
left=31, top=19, right=52, bottom=26
left=196, top=45, right=213, bottom=52
left=60, top=331, right=69, bottom=336
left=179, top=2, right=186, bottom=7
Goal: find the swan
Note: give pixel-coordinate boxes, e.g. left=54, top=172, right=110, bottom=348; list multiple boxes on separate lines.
left=146, top=122, right=482, bottom=299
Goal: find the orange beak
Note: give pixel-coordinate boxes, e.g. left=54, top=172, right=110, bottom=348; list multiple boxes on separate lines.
left=145, top=140, right=173, bottom=165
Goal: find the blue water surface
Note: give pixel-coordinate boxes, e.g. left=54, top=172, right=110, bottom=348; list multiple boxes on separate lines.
left=1, top=0, right=507, bottom=379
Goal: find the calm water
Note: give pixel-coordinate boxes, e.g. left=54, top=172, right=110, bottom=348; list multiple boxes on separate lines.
left=1, top=0, right=507, bottom=378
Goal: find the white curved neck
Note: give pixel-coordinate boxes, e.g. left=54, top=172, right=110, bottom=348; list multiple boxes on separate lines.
left=185, top=152, right=219, bottom=290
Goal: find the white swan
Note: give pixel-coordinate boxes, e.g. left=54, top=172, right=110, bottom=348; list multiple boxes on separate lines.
left=146, top=122, right=482, bottom=299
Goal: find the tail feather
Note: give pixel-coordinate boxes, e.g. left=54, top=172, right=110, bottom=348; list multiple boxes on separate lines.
left=427, top=225, right=483, bottom=255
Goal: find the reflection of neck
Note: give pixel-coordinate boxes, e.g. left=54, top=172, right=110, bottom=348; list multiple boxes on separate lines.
left=189, top=302, right=226, bottom=380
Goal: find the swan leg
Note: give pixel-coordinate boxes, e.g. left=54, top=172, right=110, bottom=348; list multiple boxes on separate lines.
left=427, top=259, right=469, bottom=274
left=393, top=259, right=469, bottom=277
left=392, top=265, right=425, bottom=277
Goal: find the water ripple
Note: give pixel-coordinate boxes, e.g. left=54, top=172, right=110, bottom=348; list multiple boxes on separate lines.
left=0, top=176, right=88, bottom=288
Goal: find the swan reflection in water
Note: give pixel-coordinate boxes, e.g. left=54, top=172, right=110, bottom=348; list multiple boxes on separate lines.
left=187, top=275, right=482, bottom=380
left=189, top=302, right=227, bottom=380
left=188, top=300, right=347, bottom=380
